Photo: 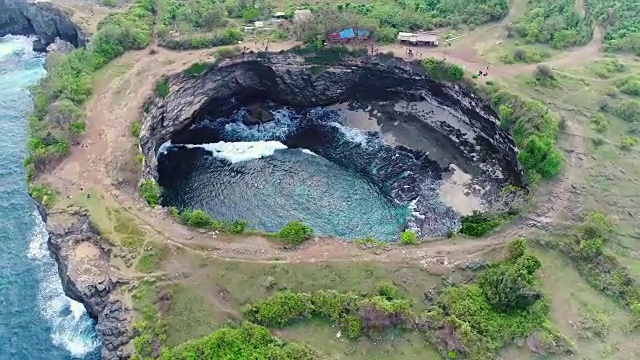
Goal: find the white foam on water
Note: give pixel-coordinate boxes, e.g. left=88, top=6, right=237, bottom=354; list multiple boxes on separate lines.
left=183, top=140, right=288, bottom=163
left=0, top=35, right=35, bottom=60
left=158, top=140, right=173, bottom=155
left=27, top=211, right=100, bottom=358
left=329, top=121, right=369, bottom=146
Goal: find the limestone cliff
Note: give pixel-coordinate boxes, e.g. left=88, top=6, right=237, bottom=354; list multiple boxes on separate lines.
left=140, top=53, right=523, bottom=182
left=46, top=207, right=132, bottom=360
left=0, top=0, right=86, bottom=51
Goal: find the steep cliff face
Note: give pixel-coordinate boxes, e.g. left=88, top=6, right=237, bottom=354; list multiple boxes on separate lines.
left=46, top=207, right=132, bottom=360
left=0, top=0, right=86, bottom=51
left=140, top=53, right=523, bottom=182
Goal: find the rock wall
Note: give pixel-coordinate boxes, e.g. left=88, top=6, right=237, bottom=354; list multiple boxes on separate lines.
left=140, top=53, right=523, bottom=182
left=46, top=207, right=132, bottom=360
left=0, top=0, right=86, bottom=51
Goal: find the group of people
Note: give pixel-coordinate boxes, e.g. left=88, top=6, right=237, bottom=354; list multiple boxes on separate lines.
left=404, top=47, right=423, bottom=57
left=477, top=65, right=490, bottom=77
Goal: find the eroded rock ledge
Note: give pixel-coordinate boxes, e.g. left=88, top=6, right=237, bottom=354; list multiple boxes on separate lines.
left=0, top=0, right=86, bottom=51
left=140, top=53, right=524, bottom=183
left=46, top=207, right=132, bottom=360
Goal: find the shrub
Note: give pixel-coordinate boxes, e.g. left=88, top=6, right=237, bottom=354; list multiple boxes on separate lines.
left=277, top=220, right=313, bottom=245
left=28, top=184, right=57, bottom=208
left=459, top=211, right=502, bottom=237
left=614, top=100, right=640, bottom=122
left=243, top=291, right=312, bottom=327
left=155, top=78, right=170, bottom=98
left=184, top=62, right=209, bottom=76
left=130, top=120, right=141, bottom=137
left=508, top=238, right=527, bottom=259
left=614, top=76, right=640, bottom=97
left=590, top=114, right=609, bottom=133
left=377, top=280, right=399, bottom=300
left=533, top=65, right=556, bottom=86
left=421, top=58, right=464, bottom=82
left=179, top=209, right=213, bottom=228
left=620, top=136, right=638, bottom=150
left=139, top=179, right=161, bottom=207
left=517, top=135, right=562, bottom=179
left=101, top=0, right=117, bottom=7
left=69, top=120, right=86, bottom=135
left=399, top=230, right=418, bottom=244
left=159, top=322, right=320, bottom=360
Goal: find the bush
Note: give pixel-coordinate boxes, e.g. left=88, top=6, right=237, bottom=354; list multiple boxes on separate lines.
left=139, top=179, right=161, bottom=207
left=184, top=62, right=209, bottom=76
left=69, top=120, right=86, bottom=135
left=158, top=29, right=243, bottom=50
left=459, top=211, right=502, bottom=237
left=419, top=241, right=555, bottom=359
left=620, top=136, right=638, bottom=150
left=614, top=100, right=640, bottom=122
left=421, top=58, right=465, bottom=82
left=533, top=65, right=556, bottom=86
left=277, top=220, right=313, bottom=245
left=590, top=114, right=609, bottom=133
left=179, top=209, right=213, bottom=228
left=130, top=120, right=141, bottom=137
left=101, top=0, right=117, bottom=7
left=155, top=78, right=170, bottom=98
left=614, top=76, right=640, bottom=96
left=517, top=135, right=563, bottom=179
left=377, top=280, right=399, bottom=300
left=399, top=230, right=418, bottom=244
left=159, top=322, right=320, bottom=360
left=243, top=291, right=312, bottom=327
left=29, top=184, right=57, bottom=208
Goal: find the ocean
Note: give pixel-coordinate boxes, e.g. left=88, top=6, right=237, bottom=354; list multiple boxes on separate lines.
left=0, top=35, right=99, bottom=359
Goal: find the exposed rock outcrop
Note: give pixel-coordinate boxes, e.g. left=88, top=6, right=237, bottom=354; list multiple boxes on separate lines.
left=140, top=53, right=523, bottom=183
left=0, top=0, right=86, bottom=51
left=46, top=207, right=132, bottom=360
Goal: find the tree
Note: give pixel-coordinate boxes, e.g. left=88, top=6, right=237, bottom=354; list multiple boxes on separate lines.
left=202, top=4, right=227, bottom=30
left=478, top=254, right=542, bottom=312
left=277, top=220, right=314, bottom=245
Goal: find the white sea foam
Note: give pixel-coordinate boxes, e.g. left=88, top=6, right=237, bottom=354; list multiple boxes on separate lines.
left=182, top=140, right=288, bottom=163
left=158, top=140, right=173, bottom=155
left=329, top=121, right=369, bottom=145
left=0, top=35, right=35, bottom=60
left=27, top=211, right=100, bottom=358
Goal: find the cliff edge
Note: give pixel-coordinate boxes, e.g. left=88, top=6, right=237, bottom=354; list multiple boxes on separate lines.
left=0, top=0, right=86, bottom=51
left=46, top=207, right=133, bottom=360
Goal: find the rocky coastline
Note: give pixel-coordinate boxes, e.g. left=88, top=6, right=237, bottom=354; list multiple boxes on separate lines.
left=0, top=0, right=86, bottom=51
left=44, top=206, right=133, bottom=360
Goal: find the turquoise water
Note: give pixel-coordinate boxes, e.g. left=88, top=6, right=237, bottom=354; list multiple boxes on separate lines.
left=0, top=36, right=99, bottom=359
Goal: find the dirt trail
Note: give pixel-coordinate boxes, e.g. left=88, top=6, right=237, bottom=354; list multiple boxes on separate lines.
left=43, top=19, right=595, bottom=269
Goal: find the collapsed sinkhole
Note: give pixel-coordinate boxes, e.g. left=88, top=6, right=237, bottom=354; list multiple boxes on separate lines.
left=140, top=54, right=525, bottom=240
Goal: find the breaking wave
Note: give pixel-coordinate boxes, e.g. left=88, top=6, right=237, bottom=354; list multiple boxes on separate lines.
left=27, top=211, right=100, bottom=358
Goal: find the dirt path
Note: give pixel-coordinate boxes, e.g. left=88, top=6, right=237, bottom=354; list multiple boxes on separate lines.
left=42, top=19, right=595, bottom=269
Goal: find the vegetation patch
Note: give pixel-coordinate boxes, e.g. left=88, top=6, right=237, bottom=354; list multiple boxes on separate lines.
left=418, top=239, right=572, bottom=359
left=501, top=47, right=551, bottom=64
left=614, top=76, right=640, bottom=97
left=158, top=29, right=243, bottom=50
left=183, top=62, right=208, bottom=77
left=155, top=78, right=170, bottom=98
left=276, top=220, right=314, bottom=245
left=420, top=58, right=465, bottom=82
left=168, top=207, right=247, bottom=234
left=399, top=230, right=418, bottom=244
left=458, top=211, right=504, bottom=237
left=137, top=242, right=169, bottom=273
left=159, top=322, right=323, bottom=359
left=243, top=282, right=412, bottom=339
left=139, top=179, right=162, bottom=207
left=28, top=183, right=57, bottom=208
left=511, top=0, right=592, bottom=49
left=130, top=120, right=141, bottom=138
left=484, top=85, right=562, bottom=182
left=538, top=213, right=640, bottom=309
left=25, top=0, right=154, bottom=178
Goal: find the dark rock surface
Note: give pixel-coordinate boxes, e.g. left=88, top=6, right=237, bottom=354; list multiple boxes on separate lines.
left=0, top=0, right=86, bottom=51
left=46, top=207, right=132, bottom=360
left=140, top=53, right=524, bottom=183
